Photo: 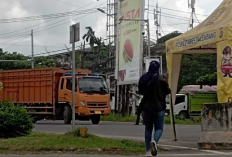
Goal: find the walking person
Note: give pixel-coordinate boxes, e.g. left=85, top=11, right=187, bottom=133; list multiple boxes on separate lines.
left=137, top=61, right=171, bottom=156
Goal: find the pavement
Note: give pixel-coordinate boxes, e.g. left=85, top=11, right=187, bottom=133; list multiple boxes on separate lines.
left=2, top=120, right=231, bottom=157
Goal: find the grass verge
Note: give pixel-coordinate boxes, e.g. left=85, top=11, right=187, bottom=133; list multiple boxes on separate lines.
left=101, top=114, right=201, bottom=125
left=0, top=132, right=164, bottom=155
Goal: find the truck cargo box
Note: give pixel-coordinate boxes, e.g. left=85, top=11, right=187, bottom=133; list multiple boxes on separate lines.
left=0, top=68, right=68, bottom=115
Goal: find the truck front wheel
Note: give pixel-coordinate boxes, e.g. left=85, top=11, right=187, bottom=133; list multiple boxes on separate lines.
left=91, top=115, right=100, bottom=125
left=63, top=105, right=72, bottom=124
left=178, top=111, right=187, bottom=119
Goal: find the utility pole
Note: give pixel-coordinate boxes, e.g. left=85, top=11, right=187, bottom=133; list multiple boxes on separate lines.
left=72, top=25, right=76, bottom=131
left=147, top=20, right=151, bottom=57
left=70, top=23, right=80, bottom=131
left=154, top=3, right=161, bottom=44
left=31, top=29, right=34, bottom=69
left=114, top=0, right=120, bottom=113
left=189, top=0, right=195, bottom=29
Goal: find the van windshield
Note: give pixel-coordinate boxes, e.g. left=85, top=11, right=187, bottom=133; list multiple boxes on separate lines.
left=79, top=77, right=109, bottom=94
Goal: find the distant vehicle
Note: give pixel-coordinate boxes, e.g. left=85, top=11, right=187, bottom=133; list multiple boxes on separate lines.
left=0, top=68, right=110, bottom=124
left=166, top=85, right=217, bottom=119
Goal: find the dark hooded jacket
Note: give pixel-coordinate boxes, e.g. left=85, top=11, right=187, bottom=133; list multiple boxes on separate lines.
left=137, top=61, right=170, bottom=114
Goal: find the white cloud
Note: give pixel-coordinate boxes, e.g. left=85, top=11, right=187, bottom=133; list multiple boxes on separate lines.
left=0, top=0, right=224, bottom=56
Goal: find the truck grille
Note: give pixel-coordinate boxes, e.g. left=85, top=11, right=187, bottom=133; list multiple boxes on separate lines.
left=87, top=102, right=107, bottom=107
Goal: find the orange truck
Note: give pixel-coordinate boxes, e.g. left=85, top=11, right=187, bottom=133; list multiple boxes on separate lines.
left=0, top=68, right=111, bottom=124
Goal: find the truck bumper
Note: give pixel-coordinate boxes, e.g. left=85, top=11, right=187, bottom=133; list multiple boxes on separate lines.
left=76, top=107, right=111, bottom=116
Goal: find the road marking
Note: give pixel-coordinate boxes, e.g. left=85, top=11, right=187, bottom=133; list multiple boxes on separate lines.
left=158, top=144, right=231, bottom=155
left=96, top=134, right=230, bottom=155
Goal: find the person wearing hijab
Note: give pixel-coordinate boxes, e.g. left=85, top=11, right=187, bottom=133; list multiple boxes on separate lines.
left=137, top=61, right=170, bottom=156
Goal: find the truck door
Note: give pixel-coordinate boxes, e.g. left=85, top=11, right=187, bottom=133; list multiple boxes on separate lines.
left=63, top=77, right=77, bottom=104
left=58, top=77, right=65, bottom=101
left=174, top=95, right=187, bottom=115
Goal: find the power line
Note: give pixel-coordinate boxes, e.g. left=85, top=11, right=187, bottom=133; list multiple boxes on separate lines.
left=148, top=5, right=209, bottom=16
left=34, top=11, right=101, bottom=34
left=0, top=9, right=105, bottom=39
left=1, top=2, right=106, bottom=55
left=159, top=26, right=166, bottom=36
left=0, top=43, right=64, bottom=48
left=0, top=3, right=106, bottom=40
left=31, top=43, right=91, bottom=57
left=161, top=12, right=193, bottom=20
left=3, top=35, right=30, bottom=50
left=0, top=7, right=105, bottom=24
left=160, top=14, right=190, bottom=21
left=0, top=34, right=30, bottom=44
left=31, top=2, right=106, bottom=34
left=57, top=0, right=81, bottom=8
left=161, top=23, right=189, bottom=26
left=0, top=1, right=98, bottom=37
left=194, top=13, right=201, bottom=24
left=148, top=11, right=202, bottom=22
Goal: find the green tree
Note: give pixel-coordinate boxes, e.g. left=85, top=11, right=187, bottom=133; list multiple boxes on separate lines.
left=0, top=49, right=31, bottom=70
left=157, top=31, right=182, bottom=44
left=0, top=48, right=56, bottom=70
left=82, top=27, right=97, bottom=69
left=82, top=27, right=107, bottom=71
left=34, top=56, right=56, bottom=68
left=196, top=72, right=217, bottom=87
left=178, top=54, right=216, bottom=90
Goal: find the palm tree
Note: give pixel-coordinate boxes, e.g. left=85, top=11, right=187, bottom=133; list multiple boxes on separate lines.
left=82, top=27, right=105, bottom=71
left=82, top=26, right=97, bottom=48
left=82, top=27, right=97, bottom=69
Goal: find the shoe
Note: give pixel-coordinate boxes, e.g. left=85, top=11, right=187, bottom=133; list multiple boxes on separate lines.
left=150, top=141, right=158, bottom=156
left=145, top=151, right=152, bottom=157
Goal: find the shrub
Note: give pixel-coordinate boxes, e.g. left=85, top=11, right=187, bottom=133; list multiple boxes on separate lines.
left=0, top=101, right=34, bottom=138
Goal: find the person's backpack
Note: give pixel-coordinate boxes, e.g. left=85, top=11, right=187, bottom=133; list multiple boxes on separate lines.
left=138, top=75, right=151, bottom=95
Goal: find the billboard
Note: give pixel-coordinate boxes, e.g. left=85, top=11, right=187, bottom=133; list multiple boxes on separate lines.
left=118, top=0, right=144, bottom=85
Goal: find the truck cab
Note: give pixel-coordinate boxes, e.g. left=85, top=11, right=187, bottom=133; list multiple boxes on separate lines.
left=166, top=94, right=188, bottom=119
left=57, top=73, right=111, bottom=124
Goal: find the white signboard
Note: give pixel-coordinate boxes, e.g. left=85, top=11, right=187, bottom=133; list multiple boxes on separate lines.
left=70, top=23, right=80, bottom=44
left=118, top=0, right=145, bottom=85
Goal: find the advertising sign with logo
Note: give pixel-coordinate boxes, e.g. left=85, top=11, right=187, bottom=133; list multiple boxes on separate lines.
left=118, top=0, right=144, bottom=85
left=217, top=41, right=232, bottom=103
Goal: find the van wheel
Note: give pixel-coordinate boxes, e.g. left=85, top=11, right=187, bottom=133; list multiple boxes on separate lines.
left=91, top=115, right=100, bottom=125
left=178, top=111, right=187, bottom=119
left=63, top=105, right=72, bottom=124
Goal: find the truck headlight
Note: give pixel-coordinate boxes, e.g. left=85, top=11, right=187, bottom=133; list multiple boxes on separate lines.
left=80, top=101, right=85, bottom=106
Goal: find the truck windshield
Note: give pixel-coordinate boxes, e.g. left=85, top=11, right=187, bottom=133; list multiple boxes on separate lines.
left=79, top=78, right=109, bottom=94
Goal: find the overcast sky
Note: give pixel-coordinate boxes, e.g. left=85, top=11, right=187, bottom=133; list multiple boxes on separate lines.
left=0, top=0, right=224, bottom=56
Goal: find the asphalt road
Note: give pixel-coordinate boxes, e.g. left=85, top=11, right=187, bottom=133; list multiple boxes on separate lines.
left=33, top=120, right=232, bottom=156
left=34, top=120, right=201, bottom=148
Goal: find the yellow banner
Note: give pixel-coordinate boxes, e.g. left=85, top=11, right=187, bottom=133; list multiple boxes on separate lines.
left=217, top=41, right=232, bottom=103
left=166, top=29, right=223, bottom=54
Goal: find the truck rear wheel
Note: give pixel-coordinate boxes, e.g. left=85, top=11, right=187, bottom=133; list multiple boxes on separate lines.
left=63, top=105, right=72, bottom=124
left=91, top=115, right=100, bottom=125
